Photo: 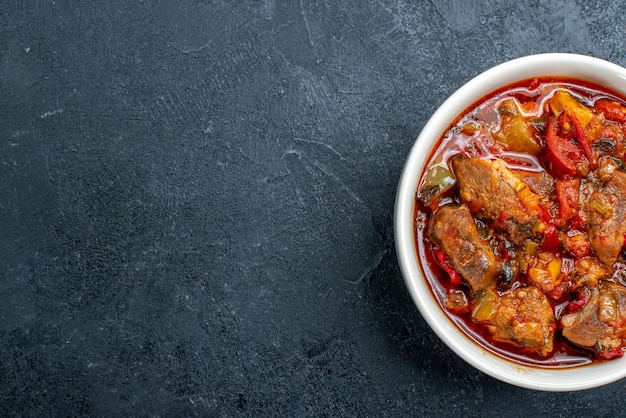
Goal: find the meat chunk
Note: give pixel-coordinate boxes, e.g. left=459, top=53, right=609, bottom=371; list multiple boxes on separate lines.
left=572, top=257, right=609, bottom=290
left=445, top=289, right=469, bottom=314
left=527, top=253, right=563, bottom=294
left=561, top=283, right=626, bottom=354
left=429, top=204, right=502, bottom=292
left=579, top=157, right=626, bottom=267
left=452, top=157, right=543, bottom=244
left=475, top=286, right=555, bottom=356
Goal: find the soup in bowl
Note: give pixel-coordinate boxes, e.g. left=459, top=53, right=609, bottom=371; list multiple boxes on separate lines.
left=395, top=53, right=626, bottom=391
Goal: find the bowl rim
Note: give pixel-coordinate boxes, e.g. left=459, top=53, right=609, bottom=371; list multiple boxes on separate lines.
left=394, top=52, right=626, bottom=391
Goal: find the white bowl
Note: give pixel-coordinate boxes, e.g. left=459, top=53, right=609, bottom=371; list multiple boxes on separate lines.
left=394, top=53, right=626, bottom=391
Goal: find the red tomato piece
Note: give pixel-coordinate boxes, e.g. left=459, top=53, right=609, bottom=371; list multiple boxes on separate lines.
left=595, top=98, right=626, bottom=123
left=544, top=115, right=587, bottom=178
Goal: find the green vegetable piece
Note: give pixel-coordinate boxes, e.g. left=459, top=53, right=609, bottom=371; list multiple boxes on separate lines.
left=418, top=164, right=456, bottom=205
left=472, top=289, right=497, bottom=323
left=494, top=99, right=542, bottom=155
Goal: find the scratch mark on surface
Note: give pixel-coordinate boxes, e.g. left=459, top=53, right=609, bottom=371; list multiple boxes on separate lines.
left=376, top=0, right=417, bottom=37
left=344, top=249, right=388, bottom=284
left=280, top=149, right=306, bottom=206
left=306, top=155, right=365, bottom=208
left=284, top=139, right=366, bottom=209
left=40, top=108, right=64, bottom=119
left=44, top=154, right=54, bottom=181
left=337, top=90, right=366, bottom=95
left=293, top=138, right=350, bottom=164
left=171, top=40, right=212, bottom=55
left=299, top=0, right=314, bottom=47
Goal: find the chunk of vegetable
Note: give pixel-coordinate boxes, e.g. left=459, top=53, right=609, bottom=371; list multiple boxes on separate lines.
left=494, top=99, right=542, bottom=155
left=549, top=90, right=594, bottom=128
left=472, top=289, right=497, bottom=322
left=418, top=164, right=456, bottom=206
left=540, top=224, right=560, bottom=252
left=433, top=248, right=462, bottom=284
left=544, top=115, right=588, bottom=179
left=595, top=98, right=626, bottom=123
left=547, top=258, right=562, bottom=281
left=569, top=111, right=596, bottom=167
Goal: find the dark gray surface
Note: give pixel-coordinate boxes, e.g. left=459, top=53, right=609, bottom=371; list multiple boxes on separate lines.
left=3, top=1, right=626, bottom=416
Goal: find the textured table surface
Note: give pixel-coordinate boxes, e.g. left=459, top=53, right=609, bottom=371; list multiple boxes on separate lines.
left=3, top=1, right=626, bottom=416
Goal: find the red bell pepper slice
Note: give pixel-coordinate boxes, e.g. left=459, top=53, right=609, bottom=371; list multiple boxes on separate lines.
left=538, top=205, right=553, bottom=223
left=433, top=249, right=462, bottom=284
left=540, top=224, right=560, bottom=252
left=569, top=112, right=596, bottom=167
left=544, top=115, right=587, bottom=178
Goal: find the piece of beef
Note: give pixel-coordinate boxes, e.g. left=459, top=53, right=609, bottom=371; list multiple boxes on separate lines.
left=486, top=286, right=555, bottom=357
left=561, top=283, right=626, bottom=353
left=452, top=157, right=543, bottom=244
left=579, top=157, right=626, bottom=268
left=445, top=289, right=469, bottom=314
left=572, top=257, right=609, bottom=290
left=429, top=204, right=502, bottom=292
